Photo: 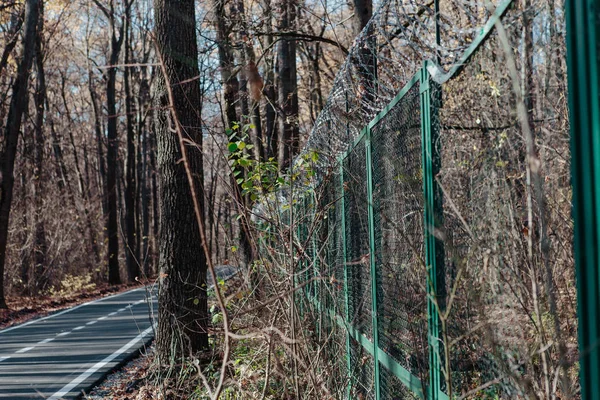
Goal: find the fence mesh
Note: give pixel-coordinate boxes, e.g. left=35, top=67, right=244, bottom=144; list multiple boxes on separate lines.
left=255, top=0, right=577, bottom=398
left=370, top=81, right=429, bottom=383
left=343, top=138, right=373, bottom=338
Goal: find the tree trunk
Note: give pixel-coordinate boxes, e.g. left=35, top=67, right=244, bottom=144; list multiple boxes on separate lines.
left=263, top=0, right=277, bottom=160
left=0, top=0, right=40, bottom=309
left=124, top=7, right=139, bottom=282
left=234, top=0, right=265, bottom=161
left=351, top=0, right=376, bottom=108
left=139, top=73, right=152, bottom=276
left=0, top=12, right=23, bottom=90
left=154, top=0, right=209, bottom=356
left=213, top=0, right=239, bottom=128
left=88, top=71, right=109, bottom=219
left=149, top=119, right=159, bottom=271
left=141, top=123, right=151, bottom=276
left=276, top=0, right=299, bottom=169
left=32, top=4, right=48, bottom=292
left=105, top=3, right=124, bottom=285
left=352, top=0, right=372, bottom=35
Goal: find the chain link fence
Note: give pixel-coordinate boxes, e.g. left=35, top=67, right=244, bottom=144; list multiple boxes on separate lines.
left=256, top=0, right=578, bottom=398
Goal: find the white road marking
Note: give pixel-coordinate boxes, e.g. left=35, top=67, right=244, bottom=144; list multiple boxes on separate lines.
left=47, top=326, right=153, bottom=400
left=118, top=308, right=126, bottom=312
left=86, top=320, right=98, bottom=326
left=73, top=326, right=85, bottom=331
left=0, top=356, right=10, bottom=363
left=108, top=312, right=117, bottom=316
left=57, top=331, right=71, bottom=337
left=98, top=316, right=107, bottom=321
left=38, top=338, right=54, bottom=344
left=0, top=288, right=144, bottom=334
left=15, top=347, right=33, bottom=354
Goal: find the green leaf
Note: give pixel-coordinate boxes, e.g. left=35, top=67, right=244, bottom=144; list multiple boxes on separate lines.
left=212, top=312, right=223, bottom=324
left=193, top=298, right=199, bottom=305
left=238, top=141, right=246, bottom=150
left=228, top=142, right=238, bottom=152
left=241, top=180, right=252, bottom=190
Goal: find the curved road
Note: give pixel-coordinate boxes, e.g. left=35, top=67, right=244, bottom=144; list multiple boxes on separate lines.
left=0, top=266, right=238, bottom=399
left=0, top=288, right=157, bottom=399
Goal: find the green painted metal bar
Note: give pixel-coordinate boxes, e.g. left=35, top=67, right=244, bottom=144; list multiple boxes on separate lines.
left=368, top=74, right=420, bottom=131
left=377, top=350, right=425, bottom=399
left=310, top=190, right=322, bottom=340
left=341, top=128, right=368, bottom=160
left=295, top=200, right=305, bottom=317
left=566, top=1, right=600, bottom=400
left=303, top=196, right=311, bottom=300
left=365, top=128, right=381, bottom=400
left=426, top=0, right=514, bottom=85
left=420, top=64, right=442, bottom=400
left=339, top=161, right=353, bottom=397
left=307, top=291, right=428, bottom=399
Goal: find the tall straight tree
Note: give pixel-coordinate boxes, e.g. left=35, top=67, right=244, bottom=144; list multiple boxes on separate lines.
left=123, top=3, right=140, bottom=282
left=32, top=0, right=48, bottom=291
left=351, top=0, right=375, bottom=105
left=276, top=0, right=299, bottom=168
left=92, top=0, right=127, bottom=285
left=154, top=0, right=209, bottom=355
left=0, top=0, right=40, bottom=309
left=210, top=0, right=256, bottom=268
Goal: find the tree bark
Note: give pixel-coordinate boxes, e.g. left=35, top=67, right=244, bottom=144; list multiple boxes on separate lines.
left=154, top=0, right=209, bottom=355
left=105, top=3, right=124, bottom=285
left=213, top=0, right=239, bottom=128
left=124, top=6, right=140, bottom=282
left=0, top=0, right=40, bottom=309
left=351, top=0, right=376, bottom=108
left=276, top=0, right=299, bottom=169
left=32, top=2, right=48, bottom=291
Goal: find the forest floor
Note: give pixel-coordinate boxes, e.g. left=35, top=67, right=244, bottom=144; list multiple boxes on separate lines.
left=0, top=281, right=147, bottom=330
left=84, top=345, right=155, bottom=400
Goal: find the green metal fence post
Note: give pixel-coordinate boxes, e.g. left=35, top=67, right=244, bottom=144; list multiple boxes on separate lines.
left=339, top=161, right=353, bottom=398
left=566, top=2, right=600, bottom=399
left=420, top=63, right=443, bottom=400
left=310, top=190, right=322, bottom=340
left=295, top=200, right=304, bottom=317
left=365, top=127, right=381, bottom=400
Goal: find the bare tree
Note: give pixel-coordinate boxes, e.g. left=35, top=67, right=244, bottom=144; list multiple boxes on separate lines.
left=276, top=0, right=299, bottom=168
left=92, top=0, right=128, bottom=285
left=0, top=0, right=40, bottom=308
left=154, top=0, right=209, bottom=355
left=32, top=0, right=48, bottom=291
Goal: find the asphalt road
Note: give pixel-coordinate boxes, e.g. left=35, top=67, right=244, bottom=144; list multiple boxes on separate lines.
left=0, top=288, right=157, bottom=399
left=0, top=265, right=238, bottom=399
